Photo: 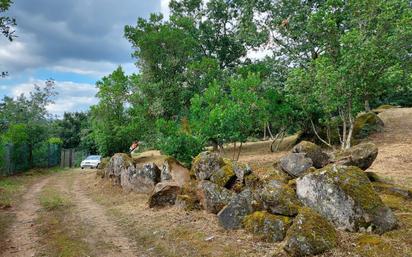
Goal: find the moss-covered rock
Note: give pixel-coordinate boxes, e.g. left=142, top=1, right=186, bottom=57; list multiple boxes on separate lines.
left=279, top=153, right=313, bottom=178
left=284, top=207, right=337, bottom=257
left=372, top=182, right=412, bottom=199
left=257, top=181, right=300, bottom=216
left=191, top=151, right=224, bottom=180
left=209, top=158, right=237, bottom=188
left=243, top=211, right=292, bottom=242
left=353, top=112, right=384, bottom=140
left=196, top=180, right=234, bottom=214
left=335, top=142, right=378, bottom=170
left=217, top=189, right=256, bottom=230
left=296, top=165, right=397, bottom=234
left=292, top=141, right=330, bottom=168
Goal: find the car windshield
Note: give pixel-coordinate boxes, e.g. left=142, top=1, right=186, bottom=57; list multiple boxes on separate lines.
left=85, top=156, right=101, bottom=160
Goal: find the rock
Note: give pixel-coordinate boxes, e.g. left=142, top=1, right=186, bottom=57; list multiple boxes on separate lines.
left=197, top=181, right=235, bottom=214
left=120, top=163, right=161, bottom=193
left=148, top=181, right=181, bottom=208
left=292, top=141, right=330, bottom=168
left=296, top=165, right=397, bottom=234
left=257, top=180, right=300, bottom=216
left=233, top=162, right=252, bottom=182
left=279, top=153, right=313, bottom=178
left=372, top=182, right=412, bottom=200
left=244, top=173, right=262, bottom=190
left=335, top=142, right=378, bottom=170
left=243, top=211, right=292, bottom=242
left=191, top=151, right=224, bottom=180
left=217, top=189, right=256, bottom=230
left=161, top=157, right=191, bottom=187
left=105, top=153, right=134, bottom=184
left=175, top=194, right=200, bottom=211
left=209, top=158, right=237, bottom=188
left=353, top=112, right=384, bottom=139
left=284, top=207, right=337, bottom=257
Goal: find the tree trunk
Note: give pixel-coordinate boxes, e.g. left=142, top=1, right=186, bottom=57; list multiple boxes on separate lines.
left=310, top=119, right=332, bottom=148
left=364, top=99, right=371, bottom=112
left=232, top=142, right=237, bottom=160
left=236, top=142, right=243, bottom=161
left=263, top=123, right=267, bottom=140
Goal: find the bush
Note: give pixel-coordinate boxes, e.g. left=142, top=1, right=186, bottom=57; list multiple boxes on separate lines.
left=158, top=132, right=205, bottom=167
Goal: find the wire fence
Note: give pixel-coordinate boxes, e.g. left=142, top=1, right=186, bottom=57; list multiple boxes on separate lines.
left=0, top=142, right=61, bottom=176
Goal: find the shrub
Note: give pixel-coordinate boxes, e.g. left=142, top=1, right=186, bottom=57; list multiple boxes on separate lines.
left=158, top=132, right=205, bottom=167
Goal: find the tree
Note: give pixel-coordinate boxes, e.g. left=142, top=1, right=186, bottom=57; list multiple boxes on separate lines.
left=1, top=0, right=16, bottom=77
left=57, top=112, right=90, bottom=149
left=0, top=80, right=57, bottom=167
left=90, top=67, right=132, bottom=156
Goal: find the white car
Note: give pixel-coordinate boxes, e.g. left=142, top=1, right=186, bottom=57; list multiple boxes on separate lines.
left=80, top=155, right=102, bottom=169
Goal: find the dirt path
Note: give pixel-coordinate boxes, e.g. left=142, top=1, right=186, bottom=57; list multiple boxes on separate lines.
left=370, top=107, right=412, bottom=187
left=69, top=170, right=137, bottom=257
left=1, top=177, right=49, bottom=257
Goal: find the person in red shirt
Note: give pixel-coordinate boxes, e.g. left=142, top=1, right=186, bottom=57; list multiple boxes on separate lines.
left=129, top=141, right=139, bottom=154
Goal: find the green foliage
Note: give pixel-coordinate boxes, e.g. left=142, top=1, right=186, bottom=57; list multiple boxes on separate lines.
left=158, top=131, right=205, bottom=167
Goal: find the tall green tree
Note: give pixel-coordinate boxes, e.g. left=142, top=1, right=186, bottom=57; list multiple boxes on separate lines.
left=90, top=67, right=132, bottom=156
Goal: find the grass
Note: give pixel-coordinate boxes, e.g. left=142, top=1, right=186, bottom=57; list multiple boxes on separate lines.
left=36, top=184, right=90, bottom=257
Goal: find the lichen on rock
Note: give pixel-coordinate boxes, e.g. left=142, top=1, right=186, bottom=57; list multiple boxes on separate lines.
left=243, top=211, right=292, bottom=242
left=284, top=207, right=337, bottom=257
left=296, top=164, right=397, bottom=234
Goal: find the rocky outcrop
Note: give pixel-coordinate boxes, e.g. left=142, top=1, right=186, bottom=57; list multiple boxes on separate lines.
left=217, top=189, right=256, bottom=230
left=196, top=181, right=235, bottom=214
left=243, top=211, right=292, bottom=242
left=161, top=157, right=191, bottom=187
left=296, top=165, right=397, bottom=234
left=279, top=153, right=313, bottom=178
left=335, top=142, right=378, bottom=170
left=105, top=153, right=134, bottom=184
left=353, top=112, right=384, bottom=139
left=120, top=163, right=161, bottom=193
left=148, top=181, right=181, bottom=208
left=284, top=207, right=337, bottom=257
left=292, top=141, right=330, bottom=168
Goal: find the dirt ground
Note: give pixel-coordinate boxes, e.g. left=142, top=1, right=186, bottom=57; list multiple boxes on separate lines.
left=0, top=108, right=411, bottom=257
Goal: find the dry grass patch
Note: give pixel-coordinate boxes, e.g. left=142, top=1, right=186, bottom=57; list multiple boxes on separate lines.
left=36, top=185, right=90, bottom=257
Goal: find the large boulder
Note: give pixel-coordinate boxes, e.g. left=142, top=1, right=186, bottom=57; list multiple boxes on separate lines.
left=243, top=211, right=292, bottom=242
left=161, top=157, right=191, bottom=187
left=335, top=142, right=378, bottom=170
left=353, top=112, right=384, bottom=139
left=191, top=151, right=223, bottom=180
left=257, top=180, right=300, bottom=216
left=217, top=189, right=256, bottom=230
left=148, top=181, right=181, bottom=208
left=105, top=153, right=134, bottom=184
left=196, top=181, right=235, bottom=214
left=284, top=207, right=337, bottom=257
left=292, top=141, right=330, bottom=168
left=120, top=163, right=161, bottom=193
left=279, top=153, right=313, bottom=178
left=296, top=165, right=397, bottom=234
left=191, top=151, right=239, bottom=188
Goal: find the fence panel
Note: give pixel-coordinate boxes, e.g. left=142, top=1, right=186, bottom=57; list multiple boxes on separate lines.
left=0, top=143, right=61, bottom=176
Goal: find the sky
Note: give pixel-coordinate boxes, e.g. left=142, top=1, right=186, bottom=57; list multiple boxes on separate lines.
left=0, top=0, right=171, bottom=117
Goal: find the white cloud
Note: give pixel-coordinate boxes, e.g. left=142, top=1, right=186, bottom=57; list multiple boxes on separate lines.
left=7, top=79, right=98, bottom=117
left=161, top=0, right=171, bottom=19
